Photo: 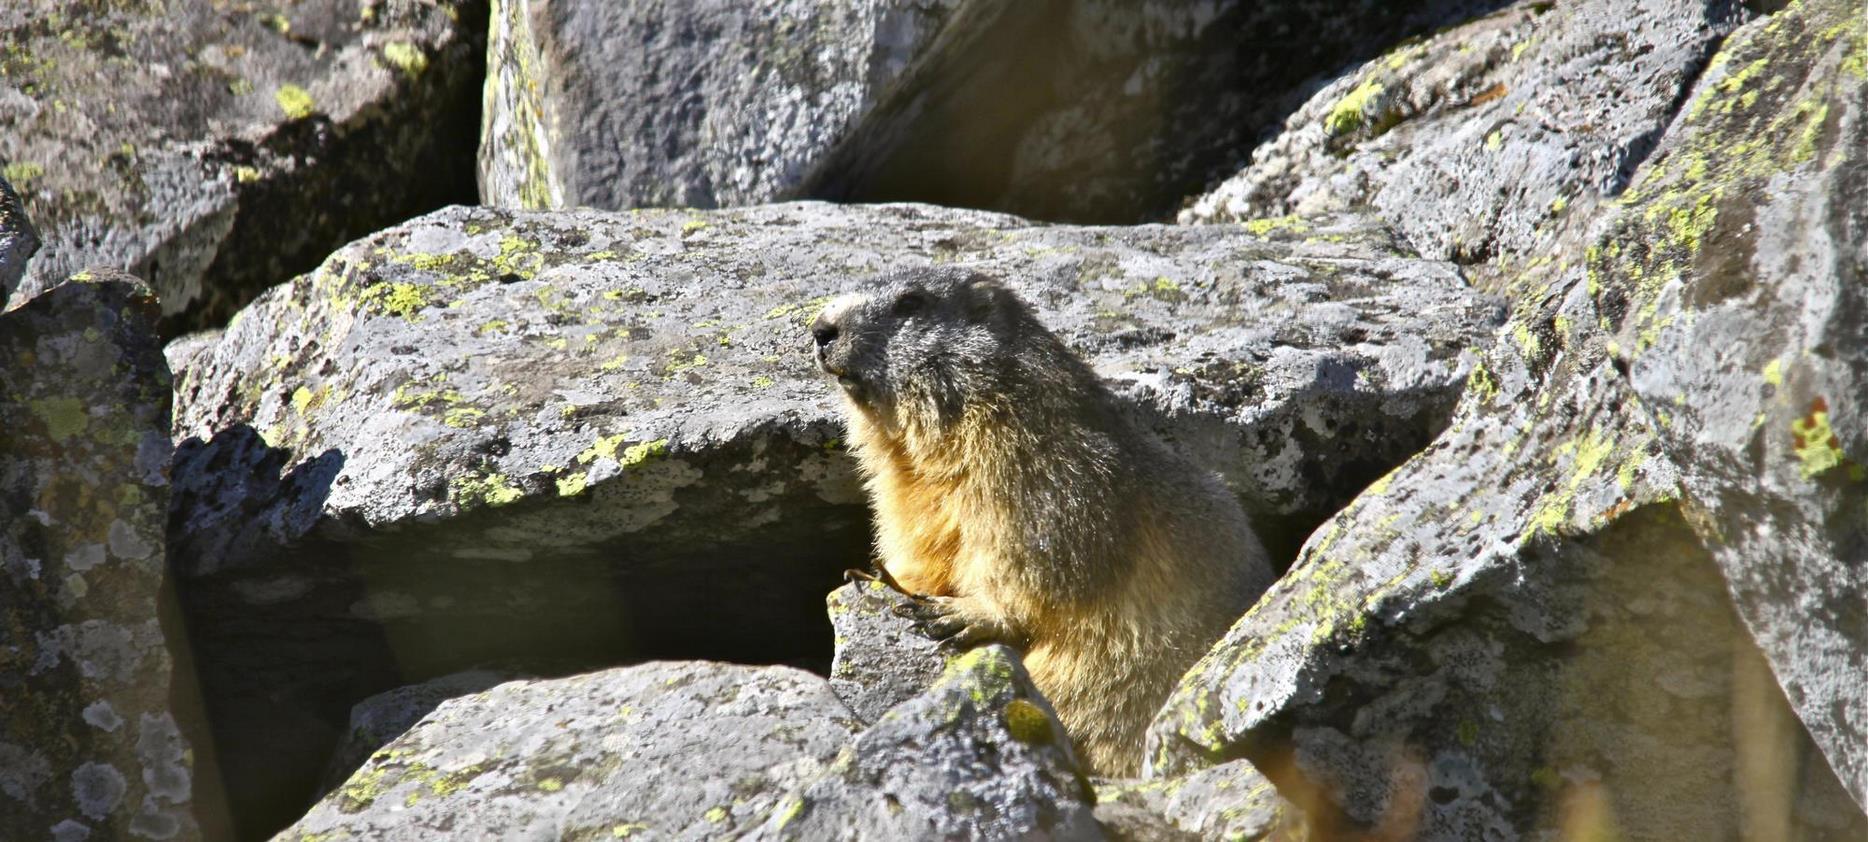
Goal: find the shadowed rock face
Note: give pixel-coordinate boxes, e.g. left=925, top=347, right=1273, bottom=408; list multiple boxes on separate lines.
left=0, top=0, right=486, bottom=335
left=163, top=199, right=1499, bottom=837
left=1, top=271, right=197, bottom=841
left=811, top=0, right=1520, bottom=225
left=1148, top=1, right=1868, bottom=837
left=0, top=174, right=39, bottom=291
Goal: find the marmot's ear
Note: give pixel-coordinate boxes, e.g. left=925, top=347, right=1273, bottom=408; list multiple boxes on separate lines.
left=962, top=275, right=1006, bottom=321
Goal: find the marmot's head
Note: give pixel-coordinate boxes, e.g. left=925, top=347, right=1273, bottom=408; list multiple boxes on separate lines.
left=811, top=268, right=1032, bottom=423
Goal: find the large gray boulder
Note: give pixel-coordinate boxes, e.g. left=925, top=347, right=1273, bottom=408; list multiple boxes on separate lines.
left=479, top=0, right=1525, bottom=223
left=1147, top=1, right=1868, bottom=837
left=750, top=645, right=1102, bottom=840
left=166, top=200, right=1500, bottom=836
left=1180, top=0, right=1748, bottom=275
left=0, top=0, right=483, bottom=332
left=478, top=0, right=983, bottom=210
left=277, top=661, right=863, bottom=840
left=0, top=271, right=196, bottom=840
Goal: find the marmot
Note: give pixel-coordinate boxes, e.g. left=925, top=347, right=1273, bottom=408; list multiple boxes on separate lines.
left=811, top=266, right=1275, bottom=775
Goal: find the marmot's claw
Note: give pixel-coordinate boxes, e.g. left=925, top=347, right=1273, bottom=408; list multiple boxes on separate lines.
left=847, top=562, right=918, bottom=597
left=899, top=596, right=997, bottom=649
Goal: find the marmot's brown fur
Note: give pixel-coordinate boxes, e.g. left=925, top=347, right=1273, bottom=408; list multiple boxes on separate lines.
left=811, top=267, right=1275, bottom=775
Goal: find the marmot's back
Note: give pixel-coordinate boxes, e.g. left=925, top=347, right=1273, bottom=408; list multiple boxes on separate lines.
left=813, top=267, right=1274, bottom=775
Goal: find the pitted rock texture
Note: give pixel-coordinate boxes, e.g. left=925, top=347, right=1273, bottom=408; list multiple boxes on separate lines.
left=165, top=201, right=1499, bottom=837
left=478, top=0, right=980, bottom=211
left=1095, top=760, right=1302, bottom=842
left=750, top=645, right=1101, bottom=840
left=171, top=203, right=1499, bottom=569
left=1147, top=1, right=1868, bottom=837
left=0, top=271, right=196, bottom=840
left=0, top=0, right=484, bottom=333
left=1180, top=0, right=1747, bottom=278
left=277, top=662, right=863, bottom=840
left=1598, top=0, right=1868, bottom=813
left=318, top=669, right=524, bottom=793
left=826, top=579, right=949, bottom=724
left=0, top=173, right=38, bottom=292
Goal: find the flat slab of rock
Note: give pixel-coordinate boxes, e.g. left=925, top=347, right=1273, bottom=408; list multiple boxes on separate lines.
left=750, top=645, right=1101, bottom=840
left=0, top=0, right=483, bottom=332
left=1147, top=1, right=1868, bottom=836
left=278, top=661, right=863, bottom=840
left=0, top=272, right=196, bottom=840
left=1181, top=0, right=1745, bottom=273
left=172, top=202, right=1497, bottom=567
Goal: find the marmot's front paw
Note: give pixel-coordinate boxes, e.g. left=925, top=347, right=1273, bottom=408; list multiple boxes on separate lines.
left=893, top=595, right=1021, bottom=650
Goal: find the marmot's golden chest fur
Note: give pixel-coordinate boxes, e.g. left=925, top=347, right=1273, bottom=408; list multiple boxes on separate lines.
left=812, top=267, right=1274, bottom=775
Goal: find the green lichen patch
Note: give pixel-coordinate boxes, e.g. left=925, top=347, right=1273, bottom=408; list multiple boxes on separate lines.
left=1790, top=396, right=1857, bottom=480
left=29, top=396, right=88, bottom=442
left=452, top=472, right=525, bottom=509
left=381, top=42, right=429, bottom=78
left=1002, top=699, right=1054, bottom=745
left=1240, top=214, right=1311, bottom=237
left=1325, top=78, right=1387, bottom=137
left=275, top=83, right=316, bottom=120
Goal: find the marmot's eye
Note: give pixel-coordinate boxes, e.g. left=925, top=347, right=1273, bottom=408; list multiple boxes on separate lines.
left=892, top=291, right=927, bottom=316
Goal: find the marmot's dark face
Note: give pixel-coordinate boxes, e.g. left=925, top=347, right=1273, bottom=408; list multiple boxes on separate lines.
left=811, top=268, right=1019, bottom=420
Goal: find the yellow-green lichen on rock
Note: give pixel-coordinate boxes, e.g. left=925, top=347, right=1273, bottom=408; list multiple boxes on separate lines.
left=1, top=272, right=195, bottom=839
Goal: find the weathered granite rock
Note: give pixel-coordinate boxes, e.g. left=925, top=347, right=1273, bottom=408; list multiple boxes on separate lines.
left=165, top=201, right=1499, bottom=837
left=1597, top=0, right=1868, bottom=813
left=750, top=645, right=1101, bottom=840
left=318, top=669, right=524, bottom=793
left=0, top=0, right=484, bottom=333
left=0, top=271, right=196, bottom=840
left=480, top=0, right=1530, bottom=224
left=827, top=579, right=948, bottom=723
left=478, top=0, right=984, bottom=210
left=0, top=173, right=38, bottom=292
left=1096, top=761, right=1303, bottom=842
left=277, top=661, right=862, bottom=840
left=1148, top=2, right=1868, bottom=837
left=1181, top=0, right=1747, bottom=277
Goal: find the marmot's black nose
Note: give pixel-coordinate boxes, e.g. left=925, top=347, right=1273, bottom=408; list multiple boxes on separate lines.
left=811, top=317, right=840, bottom=350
